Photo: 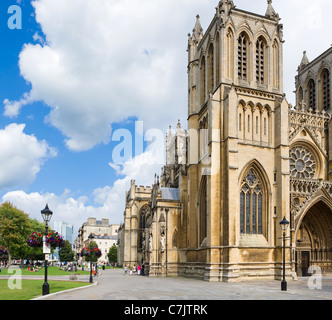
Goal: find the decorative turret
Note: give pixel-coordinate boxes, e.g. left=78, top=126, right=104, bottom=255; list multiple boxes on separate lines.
left=216, top=0, right=235, bottom=17
left=298, top=51, right=310, bottom=71
left=265, top=0, right=279, bottom=21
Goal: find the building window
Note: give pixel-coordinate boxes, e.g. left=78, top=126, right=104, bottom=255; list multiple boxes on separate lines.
left=322, top=69, right=330, bottom=111
left=308, top=79, right=316, bottom=111
left=240, top=168, right=264, bottom=235
left=256, top=37, right=266, bottom=84
left=139, top=207, right=147, bottom=249
left=199, top=176, right=207, bottom=243
left=207, top=43, right=214, bottom=93
left=200, top=56, right=206, bottom=105
left=290, top=145, right=316, bottom=179
left=238, top=32, right=248, bottom=80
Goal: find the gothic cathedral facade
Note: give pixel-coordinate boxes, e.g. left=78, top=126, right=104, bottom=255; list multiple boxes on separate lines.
left=118, top=0, right=332, bottom=282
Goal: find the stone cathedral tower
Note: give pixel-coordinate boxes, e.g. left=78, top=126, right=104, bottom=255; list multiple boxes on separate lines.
left=119, top=0, right=332, bottom=282
left=185, top=0, right=290, bottom=281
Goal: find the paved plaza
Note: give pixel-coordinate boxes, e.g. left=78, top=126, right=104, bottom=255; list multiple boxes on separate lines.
left=32, top=268, right=332, bottom=301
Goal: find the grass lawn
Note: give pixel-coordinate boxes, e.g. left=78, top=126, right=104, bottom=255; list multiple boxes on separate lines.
left=0, top=266, right=91, bottom=276
left=0, top=279, right=91, bottom=300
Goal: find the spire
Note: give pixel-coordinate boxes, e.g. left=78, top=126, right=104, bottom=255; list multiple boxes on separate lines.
left=192, top=14, right=203, bottom=42
left=265, top=0, right=279, bottom=20
left=298, top=51, right=310, bottom=70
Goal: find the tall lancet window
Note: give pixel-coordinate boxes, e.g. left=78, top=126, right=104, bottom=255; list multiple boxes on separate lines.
left=308, top=79, right=316, bottom=111
left=240, top=168, right=264, bottom=235
left=322, top=69, right=330, bottom=111
left=256, top=37, right=266, bottom=85
left=238, top=32, right=248, bottom=81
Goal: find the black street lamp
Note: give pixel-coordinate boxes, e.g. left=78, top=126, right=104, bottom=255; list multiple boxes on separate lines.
left=280, top=217, right=290, bottom=291
left=41, top=204, right=53, bottom=296
left=88, top=233, right=94, bottom=283
left=165, top=208, right=169, bottom=277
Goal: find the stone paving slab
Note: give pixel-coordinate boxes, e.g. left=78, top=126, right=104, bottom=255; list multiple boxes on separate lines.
left=36, top=269, right=332, bottom=301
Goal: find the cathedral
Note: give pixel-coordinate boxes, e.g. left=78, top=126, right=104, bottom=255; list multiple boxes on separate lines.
left=118, top=0, right=332, bottom=282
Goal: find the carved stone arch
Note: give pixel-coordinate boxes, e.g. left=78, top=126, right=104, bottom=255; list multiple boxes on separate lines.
left=318, top=66, right=331, bottom=111
left=317, top=60, right=331, bottom=77
left=289, top=140, right=323, bottom=180
left=172, top=227, right=179, bottom=248
left=238, top=159, right=271, bottom=237
left=138, top=204, right=149, bottom=249
left=238, top=99, right=246, bottom=109
left=197, top=175, right=208, bottom=245
left=254, top=31, right=270, bottom=45
left=239, top=159, right=272, bottom=194
left=199, top=54, right=206, bottom=105
left=236, top=23, right=254, bottom=43
left=207, top=41, right=215, bottom=93
left=214, top=30, right=220, bottom=84
left=294, top=190, right=332, bottom=275
left=256, top=102, right=264, bottom=111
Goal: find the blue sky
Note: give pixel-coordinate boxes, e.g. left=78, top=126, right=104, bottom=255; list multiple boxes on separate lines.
left=0, top=0, right=331, bottom=235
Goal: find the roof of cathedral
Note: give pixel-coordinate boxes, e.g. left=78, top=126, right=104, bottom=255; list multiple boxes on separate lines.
left=160, top=187, right=179, bottom=201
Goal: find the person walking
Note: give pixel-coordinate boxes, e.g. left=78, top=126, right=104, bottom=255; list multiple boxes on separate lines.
left=137, top=264, right=141, bottom=275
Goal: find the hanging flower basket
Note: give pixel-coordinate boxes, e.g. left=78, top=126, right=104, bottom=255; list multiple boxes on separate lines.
left=26, top=231, right=64, bottom=249
left=81, top=246, right=102, bottom=259
left=46, top=231, right=65, bottom=249
left=0, top=247, right=8, bottom=259
left=26, top=232, right=43, bottom=248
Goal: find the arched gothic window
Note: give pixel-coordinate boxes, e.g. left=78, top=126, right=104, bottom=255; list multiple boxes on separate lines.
left=199, top=176, right=207, bottom=243
left=256, top=36, right=266, bottom=85
left=240, top=168, right=264, bottom=235
left=238, top=32, right=249, bottom=81
left=272, top=40, right=279, bottom=88
left=200, top=56, right=206, bottom=105
left=226, top=29, right=234, bottom=79
left=322, top=69, right=330, bottom=111
left=207, top=43, right=214, bottom=93
left=308, top=79, right=316, bottom=111
left=139, top=207, right=147, bottom=249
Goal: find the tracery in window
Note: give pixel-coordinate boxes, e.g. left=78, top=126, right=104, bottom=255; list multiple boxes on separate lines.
left=290, top=146, right=316, bottom=179
left=240, top=168, right=263, bottom=235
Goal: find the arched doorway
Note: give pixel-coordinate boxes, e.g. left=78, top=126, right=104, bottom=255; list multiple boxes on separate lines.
left=295, top=201, right=332, bottom=276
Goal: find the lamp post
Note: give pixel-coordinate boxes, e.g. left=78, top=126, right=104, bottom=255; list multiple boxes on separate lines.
left=165, top=208, right=169, bottom=277
left=88, top=233, right=94, bottom=283
left=280, top=217, right=289, bottom=291
left=41, top=204, right=53, bottom=296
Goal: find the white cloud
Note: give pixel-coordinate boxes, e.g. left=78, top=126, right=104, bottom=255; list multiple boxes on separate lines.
left=0, top=123, right=57, bottom=191
left=3, top=150, right=161, bottom=231
left=6, top=0, right=210, bottom=151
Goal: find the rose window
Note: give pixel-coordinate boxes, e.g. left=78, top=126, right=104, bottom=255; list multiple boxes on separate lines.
left=290, top=146, right=316, bottom=179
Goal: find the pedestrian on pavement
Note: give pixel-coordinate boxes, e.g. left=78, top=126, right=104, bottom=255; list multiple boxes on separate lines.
left=137, top=264, right=141, bottom=275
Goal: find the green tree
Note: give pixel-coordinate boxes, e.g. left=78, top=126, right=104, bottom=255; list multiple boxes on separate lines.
left=0, top=202, right=33, bottom=265
left=59, top=240, right=74, bottom=262
left=107, top=244, right=117, bottom=264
